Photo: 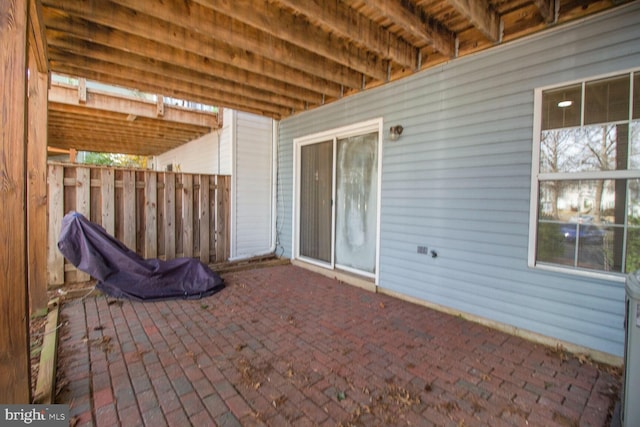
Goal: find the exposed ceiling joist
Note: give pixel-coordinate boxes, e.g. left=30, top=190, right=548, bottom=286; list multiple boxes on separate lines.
left=38, top=0, right=627, bottom=126
left=446, top=0, right=501, bottom=42
left=358, top=0, right=457, bottom=57
left=49, top=84, right=218, bottom=127
left=275, top=0, right=418, bottom=70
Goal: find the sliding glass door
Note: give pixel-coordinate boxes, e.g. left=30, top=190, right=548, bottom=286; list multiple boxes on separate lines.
left=296, top=123, right=379, bottom=277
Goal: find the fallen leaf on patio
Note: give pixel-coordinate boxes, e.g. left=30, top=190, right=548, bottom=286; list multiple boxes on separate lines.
left=107, top=300, right=123, bottom=307
left=577, top=353, right=592, bottom=365
left=285, top=366, right=294, bottom=377
left=337, top=391, right=346, bottom=401
left=201, top=304, right=209, bottom=310
left=272, top=395, right=287, bottom=408
left=93, top=325, right=105, bottom=331
left=379, top=302, right=385, bottom=309
left=235, top=343, right=247, bottom=351
left=253, top=382, right=261, bottom=390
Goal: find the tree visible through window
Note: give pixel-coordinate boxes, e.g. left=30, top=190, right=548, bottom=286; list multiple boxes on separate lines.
left=533, top=71, right=640, bottom=274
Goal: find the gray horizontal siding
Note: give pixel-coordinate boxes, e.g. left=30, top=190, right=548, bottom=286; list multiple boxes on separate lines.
left=277, top=3, right=640, bottom=356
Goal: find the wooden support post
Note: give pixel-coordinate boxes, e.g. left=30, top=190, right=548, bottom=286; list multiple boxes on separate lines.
left=0, top=0, right=31, bottom=403
left=27, top=38, right=49, bottom=317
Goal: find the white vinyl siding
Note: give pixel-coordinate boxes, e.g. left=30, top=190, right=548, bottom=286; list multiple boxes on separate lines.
left=276, top=3, right=640, bottom=357
left=232, top=111, right=274, bottom=260
left=154, top=132, right=219, bottom=174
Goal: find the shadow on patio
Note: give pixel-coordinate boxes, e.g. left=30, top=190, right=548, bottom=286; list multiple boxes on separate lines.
left=56, top=264, right=620, bottom=426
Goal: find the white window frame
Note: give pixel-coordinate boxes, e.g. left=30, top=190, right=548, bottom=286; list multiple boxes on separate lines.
left=292, top=118, right=383, bottom=284
left=528, top=68, right=639, bottom=281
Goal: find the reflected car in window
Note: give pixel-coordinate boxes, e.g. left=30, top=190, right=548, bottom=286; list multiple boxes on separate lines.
left=560, top=215, right=606, bottom=243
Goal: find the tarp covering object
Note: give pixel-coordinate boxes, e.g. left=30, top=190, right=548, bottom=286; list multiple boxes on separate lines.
left=57, top=211, right=224, bottom=301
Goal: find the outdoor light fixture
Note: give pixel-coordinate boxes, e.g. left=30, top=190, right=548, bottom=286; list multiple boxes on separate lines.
left=557, top=100, right=573, bottom=108
left=389, top=125, right=403, bottom=141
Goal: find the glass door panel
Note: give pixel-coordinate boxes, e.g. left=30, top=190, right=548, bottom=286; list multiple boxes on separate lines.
left=335, top=132, right=378, bottom=273
left=299, top=141, right=333, bottom=263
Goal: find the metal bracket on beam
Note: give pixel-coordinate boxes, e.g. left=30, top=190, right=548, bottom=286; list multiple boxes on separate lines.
left=156, top=95, right=164, bottom=117
left=78, top=78, right=86, bottom=104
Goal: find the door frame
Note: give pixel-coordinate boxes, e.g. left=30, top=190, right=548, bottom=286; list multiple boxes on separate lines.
left=292, top=118, right=383, bottom=283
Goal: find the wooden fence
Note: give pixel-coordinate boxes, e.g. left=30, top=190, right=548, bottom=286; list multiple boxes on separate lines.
left=47, top=163, right=230, bottom=286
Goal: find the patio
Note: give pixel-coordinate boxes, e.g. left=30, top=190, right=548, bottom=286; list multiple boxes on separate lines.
left=55, top=264, right=620, bottom=426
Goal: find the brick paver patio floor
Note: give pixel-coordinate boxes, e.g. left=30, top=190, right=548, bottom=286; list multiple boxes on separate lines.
left=56, top=264, right=620, bottom=426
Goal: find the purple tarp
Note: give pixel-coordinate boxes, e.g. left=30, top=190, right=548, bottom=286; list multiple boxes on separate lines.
left=57, top=211, right=224, bottom=301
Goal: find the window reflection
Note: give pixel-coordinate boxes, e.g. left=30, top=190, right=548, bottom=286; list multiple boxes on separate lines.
left=538, top=179, right=627, bottom=272
left=584, top=75, right=630, bottom=125
left=541, top=84, right=581, bottom=130
left=541, top=124, right=628, bottom=173
left=536, top=72, right=640, bottom=274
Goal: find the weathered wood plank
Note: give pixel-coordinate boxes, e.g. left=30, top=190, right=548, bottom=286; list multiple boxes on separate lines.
left=164, top=173, right=176, bottom=259
left=47, top=164, right=64, bottom=285
left=122, top=170, right=136, bottom=251
left=0, top=0, right=31, bottom=403
left=144, top=172, right=158, bottom=258
left=45, top=164, right=230, bottom=285
left=27, top=44, right=49, bottom=316
left=182, top=173, right=193, bottom=258
left=101, top=168, right=115, bottom=235
left=199, top=175, right=210, bottom=263
left=216, top=175, right=231, bottom=262
left=28, top=0, right=49, bottom=73
left=33, top=298, right=60, bottom=404
left=75, top=167, right=90, bottom=282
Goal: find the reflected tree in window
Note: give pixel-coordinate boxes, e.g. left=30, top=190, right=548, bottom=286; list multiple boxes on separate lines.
left=540, top=129, right=577, bottom=219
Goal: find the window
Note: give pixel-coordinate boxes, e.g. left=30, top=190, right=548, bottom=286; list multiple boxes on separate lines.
left=531, top=71, right=640, bottom=276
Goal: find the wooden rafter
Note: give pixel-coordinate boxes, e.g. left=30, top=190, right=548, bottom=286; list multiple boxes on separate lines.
left=446, top=0, right=501, bottom=42
left=359, top=0, right=457, bottom=58
left=533, top=0, right=556, bottom=23
left=48, top=84, right=218, bottom=127
left=37, top=0, right=627, bottom=122
left=193, top=0, right=389, bottom=81
left=28, top=0, right=49, bottom=73
left=274, top=0, right=418, bottom=70
left=106, top=0, right=365, bottom=89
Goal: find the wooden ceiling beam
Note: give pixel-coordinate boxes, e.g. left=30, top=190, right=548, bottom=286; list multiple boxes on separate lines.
left=100, top=0, right=365, bottom=89
left=446, top=0, right=501, bottom=42
left=192, top=0, right=388, bottom=80
left=42, top=6, right=335, bottom=103
left=47, top=134, right=178, bottom=156
left=28, top=0, right=49, bottom=73
left=47, top=113, right=210, bottom=140
left=48, top=106, right=210, bottom=134
left=274, top=0, right=417, bottom=70
left=49, top=83, right=218, bottom=128
left=47, top=123, right=201, bottom=143
left=44, top=30, right=308, bottom=112
left=533, top=0, right=556, bottom=23
left=49, top=112, right=208, bottom=132
left=49, top=60, right=288, bottom=119
left=51, top=65, right=278, bottom=119
left=360, top=0, right=456, bottom=57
